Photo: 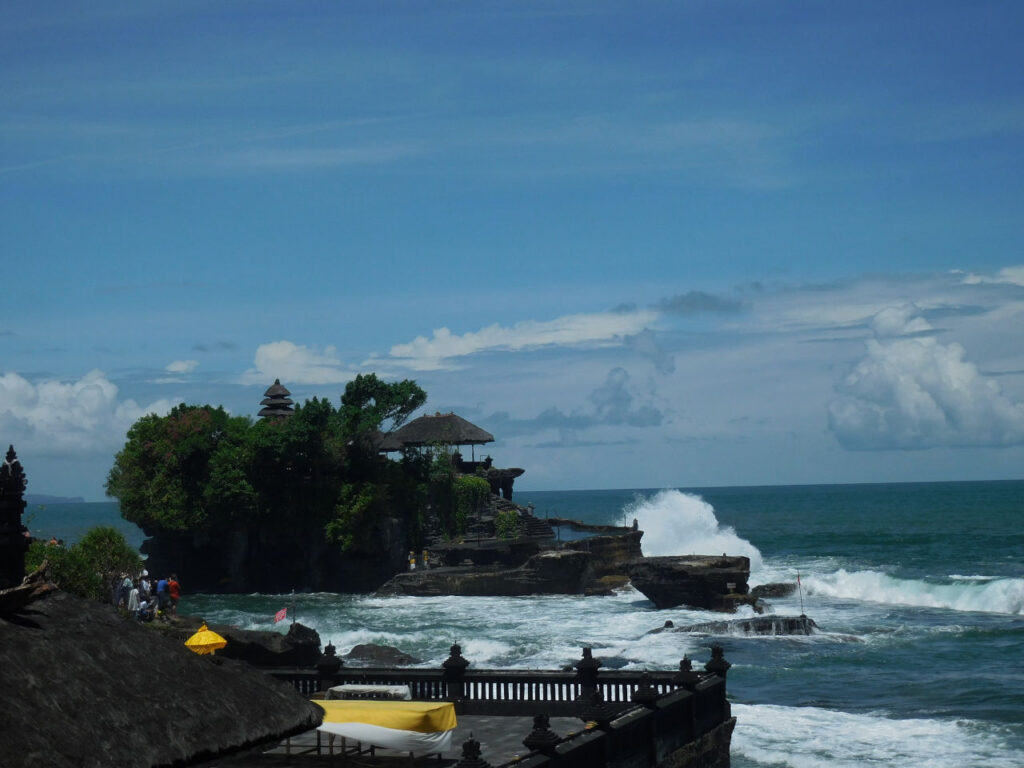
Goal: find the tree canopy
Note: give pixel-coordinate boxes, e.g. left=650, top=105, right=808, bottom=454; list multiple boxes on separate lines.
left=105, top=376, right=432, bottom=551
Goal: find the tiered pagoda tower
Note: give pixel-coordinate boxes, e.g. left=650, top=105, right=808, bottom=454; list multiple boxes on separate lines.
left=258, top=379, right=294, bottom=420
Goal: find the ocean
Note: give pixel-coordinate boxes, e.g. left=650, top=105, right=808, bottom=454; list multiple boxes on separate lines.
left=27, top=481, right=1024, bottom=768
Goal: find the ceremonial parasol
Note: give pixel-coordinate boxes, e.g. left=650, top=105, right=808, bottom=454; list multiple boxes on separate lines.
left=185, top=622, right=227, bottom=655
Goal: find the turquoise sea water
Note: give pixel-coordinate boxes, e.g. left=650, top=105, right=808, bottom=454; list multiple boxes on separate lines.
left=29, top=481, right=1024, bottom=767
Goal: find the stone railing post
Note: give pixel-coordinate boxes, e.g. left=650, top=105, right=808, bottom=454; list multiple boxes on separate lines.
left=315, top=641, right=343, bottom=692
left=443, top=643, right=470, bottom=700
left=574, top=646, right=602, bottom=700
left=523, top=713, right=561, bottom=756
left=0, top=445, right=29, bottom=590
left=672, top=657, right=700, bottom=692
left=704, top=644, right=731, bottom=679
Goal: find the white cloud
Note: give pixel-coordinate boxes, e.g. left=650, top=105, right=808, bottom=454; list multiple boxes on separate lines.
left=959, top=265, right=1024, bottom=287
left=828, top=309, right=1024, bottom=450
left=241, top=340, right=357, bottom=385
left=869, top=304, right=933, bottom=337
left=165, top=359, right=198, bottom=374
left=0, top=370, right=175, bottom=457
left=387, top=310, right=659, bottom=371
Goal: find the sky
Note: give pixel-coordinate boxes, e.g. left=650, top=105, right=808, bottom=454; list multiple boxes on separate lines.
left=2, top=1, right=1023, bottom=500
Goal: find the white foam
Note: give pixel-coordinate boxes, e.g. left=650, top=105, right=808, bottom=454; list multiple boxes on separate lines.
left=629, top=490, right=763, bottom=569
left=732, top=703, right=1023, bottom=768
left=806, top=569, right=1024, bottom=616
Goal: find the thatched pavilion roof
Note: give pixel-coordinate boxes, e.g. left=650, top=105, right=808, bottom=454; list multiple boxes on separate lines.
left=378, top=412, right=494, bottom=453
left=0, top=590, right=321, bottom=768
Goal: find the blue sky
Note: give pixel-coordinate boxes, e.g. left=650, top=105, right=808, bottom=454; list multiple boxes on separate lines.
left=2, top=1, right=1023, bottom=500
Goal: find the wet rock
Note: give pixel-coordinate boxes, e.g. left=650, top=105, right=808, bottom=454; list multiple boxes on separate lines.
left=627, top=555, right=751, bottom=611
left=751, top=582, right=798, bottom=599
left=343, top=643, right=421, bottom=666
left=669, top=615, right=818, bottom=636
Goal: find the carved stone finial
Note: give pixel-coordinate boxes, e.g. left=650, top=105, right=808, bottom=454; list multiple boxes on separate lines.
left=456, top=734, right=493, bottom=768
left=523, top=713, right=561, bottom=754
left=579, top=688, right=615, bottom=729
left=673, top=656, right=700, bottom=690
left=704, top=644, right=732, bottom=678
left=631, top=672, right=660, bottom=708
left=443, top=643, right=470, bottom=671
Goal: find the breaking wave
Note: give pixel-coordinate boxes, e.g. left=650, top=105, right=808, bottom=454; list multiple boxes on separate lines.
left=805, top=569, right=1024, bottom=616
left=628, top=490, right=763, bottom=569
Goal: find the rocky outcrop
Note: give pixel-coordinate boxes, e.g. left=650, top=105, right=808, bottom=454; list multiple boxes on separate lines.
left=343, top=643, right=421, bottom=666
left=627, top=555, right=751, bottom=611
left=751, top=582, right=798, bottom=599
left=652, top=615, right=818, bottom=636
left=376, top=549, right=595, bottom=597
left=1, top=590, right=321, bottom=768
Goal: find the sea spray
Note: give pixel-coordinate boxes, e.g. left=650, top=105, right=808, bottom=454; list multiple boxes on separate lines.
left=629, top=489, right=763, bottom=569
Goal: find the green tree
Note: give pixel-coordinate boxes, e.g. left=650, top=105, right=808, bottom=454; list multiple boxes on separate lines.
left=106, top=404, right=253, bottom=532
left=25, top=527, right=142, bottom=601
left=339, top=373, right=426, bottom=438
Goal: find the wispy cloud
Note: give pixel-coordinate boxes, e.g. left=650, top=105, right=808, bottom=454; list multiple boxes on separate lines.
left=385, top=309, right=659, bottom=371
left=165, top=359, right=198, bottom=374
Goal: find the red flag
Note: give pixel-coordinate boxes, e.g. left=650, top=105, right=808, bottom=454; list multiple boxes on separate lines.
left=274, top=607, right=287, bottom=624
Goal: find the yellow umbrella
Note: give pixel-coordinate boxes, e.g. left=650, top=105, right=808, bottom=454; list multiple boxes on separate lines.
left=185, top=622, right=227, bottom=655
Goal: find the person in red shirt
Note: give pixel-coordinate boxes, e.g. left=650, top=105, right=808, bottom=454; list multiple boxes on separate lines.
left=168, top=574, right=181, bottom=615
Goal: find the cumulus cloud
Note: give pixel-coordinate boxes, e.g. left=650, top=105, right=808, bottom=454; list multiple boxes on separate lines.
left=0, top=370, right=175, bottom=457
left=165, top=359, right=198, bottom=374
left=869, top=304, right=934, bottom=337
left=387, top=310, right=658, bottom=371
left=241, top=340, right=357, bottom=385
left=828, top=309, right=1024, bottom=450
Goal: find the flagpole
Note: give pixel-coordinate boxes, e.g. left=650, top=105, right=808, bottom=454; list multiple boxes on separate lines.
left=797, top=570, right=805, bottom=617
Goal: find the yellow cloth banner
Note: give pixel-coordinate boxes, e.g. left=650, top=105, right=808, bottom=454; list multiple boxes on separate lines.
left=314, top=700, right=457, bottom=734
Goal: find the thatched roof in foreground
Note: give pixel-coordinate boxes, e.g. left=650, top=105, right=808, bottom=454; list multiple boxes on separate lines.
left=379, top=412, right=494, bottom=452
left=0, top=590, right=321, bottom=768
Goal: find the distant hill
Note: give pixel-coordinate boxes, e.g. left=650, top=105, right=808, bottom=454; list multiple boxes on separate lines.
left=25, top=494, right=85, bottom=505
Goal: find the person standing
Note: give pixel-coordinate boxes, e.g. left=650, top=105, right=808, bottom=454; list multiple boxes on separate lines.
left=168, top=574, right=181, bottom=615
left=127, top=580, right=140, bottom=619
left=156, top=576, right=169, bottom=618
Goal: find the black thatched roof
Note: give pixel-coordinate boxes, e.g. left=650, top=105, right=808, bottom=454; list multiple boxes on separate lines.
left=258, top=379, right=294, bottom=420
left=1, top=590, right=321, bottom=768
left=379, top=412, right=494, bottom=452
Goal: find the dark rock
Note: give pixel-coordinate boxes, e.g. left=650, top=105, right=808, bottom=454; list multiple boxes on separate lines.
left=0, top=590, right=321, bottom=768
left=376, top=549, right=594, bottom=597
left=343, top=643, right=421, bottom=666
left=627, top=555, right=751, bottom=611
left=751, top=582, right=798, bottom=599
left=669, top=615, right=818, bottom=636
left=156, top=616, right=322, bottom=668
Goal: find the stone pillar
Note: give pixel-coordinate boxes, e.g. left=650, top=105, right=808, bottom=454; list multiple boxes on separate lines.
left=443, top=643, right=470, bottom=700
left=0, top=445, right=29, bottom=589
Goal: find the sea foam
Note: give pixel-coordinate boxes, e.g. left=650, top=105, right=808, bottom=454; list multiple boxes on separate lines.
left=732, top=703, right=1023, bottom=768
left=628, top=490, right=763, bottom=569
left=805, top=569, right=1024, bottom=616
